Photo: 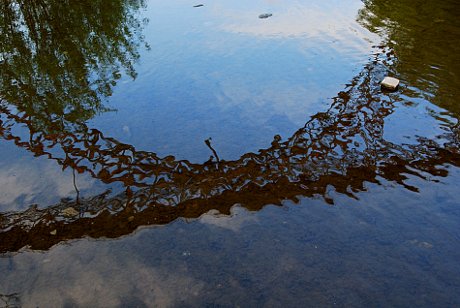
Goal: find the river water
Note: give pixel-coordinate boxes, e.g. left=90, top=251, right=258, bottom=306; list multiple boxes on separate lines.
left=1, top=0, right=459, bottom=306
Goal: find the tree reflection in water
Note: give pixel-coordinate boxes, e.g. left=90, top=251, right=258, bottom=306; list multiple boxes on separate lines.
left=1, top=47, right=459, bottom=253
left=358, top=0, right=460, bottom=114
left=0, top=0, right=147, bottom=129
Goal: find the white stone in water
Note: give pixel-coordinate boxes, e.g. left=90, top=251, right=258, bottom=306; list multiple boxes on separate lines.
left=381, top=76, right=400, bottom=90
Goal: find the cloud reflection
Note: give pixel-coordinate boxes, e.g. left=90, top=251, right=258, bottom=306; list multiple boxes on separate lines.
left=217, top=0, right=377, bottom=45
left=0, top=159, right=95, bottom=212
left=1, top=241, right=204, bottom=307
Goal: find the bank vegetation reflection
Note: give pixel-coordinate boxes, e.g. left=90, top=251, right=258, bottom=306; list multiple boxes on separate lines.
left=358, top=0, right=460, bottom=114
left=1, top=48, right=459, bottom=253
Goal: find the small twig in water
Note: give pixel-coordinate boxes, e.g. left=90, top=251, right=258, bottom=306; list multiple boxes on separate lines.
left=204, top=137, right=220, bottom=167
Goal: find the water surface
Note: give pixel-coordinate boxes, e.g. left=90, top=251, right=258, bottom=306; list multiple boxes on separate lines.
left=1, top=0, right=460, bottom=306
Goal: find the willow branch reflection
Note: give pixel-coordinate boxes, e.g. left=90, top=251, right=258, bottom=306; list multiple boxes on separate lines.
left=1, top=49, right=459, bottom=253
left=0, top=0, right=147, bottom=131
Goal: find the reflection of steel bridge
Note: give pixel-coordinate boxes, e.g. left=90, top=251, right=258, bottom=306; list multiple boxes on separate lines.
left=0, top=50, right=459, bottom=253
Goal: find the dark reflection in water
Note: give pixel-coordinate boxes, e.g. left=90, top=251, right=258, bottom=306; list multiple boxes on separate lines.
left=1, top=48, right=459, bottom=252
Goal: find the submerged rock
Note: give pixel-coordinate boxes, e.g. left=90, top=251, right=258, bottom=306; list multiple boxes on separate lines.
left=259, top=13, right=273, bottom=19
left=61, top=207, right=79, bottom=217
left=381, top=76, right=400, bottom=90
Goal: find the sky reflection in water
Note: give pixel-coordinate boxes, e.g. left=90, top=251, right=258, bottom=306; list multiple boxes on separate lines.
left=93, top=0, right=378, bottom=161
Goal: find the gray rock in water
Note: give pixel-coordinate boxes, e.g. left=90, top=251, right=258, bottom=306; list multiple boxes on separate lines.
left=259, top=13, right=273, bottom=19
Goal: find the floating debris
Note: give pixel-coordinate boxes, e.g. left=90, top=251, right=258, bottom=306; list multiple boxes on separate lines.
left=381, top=76, right=400, bottom=91
left=61, top=207, right=79, bottom=217
left=193, top=4, right=204, bottom=7
left=259, top=13, right=273, bottom=19
left=50, top=229, right=57, bottom=236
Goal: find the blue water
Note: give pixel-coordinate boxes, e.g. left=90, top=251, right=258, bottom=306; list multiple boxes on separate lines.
left=91, top=0, right=378, bottom=162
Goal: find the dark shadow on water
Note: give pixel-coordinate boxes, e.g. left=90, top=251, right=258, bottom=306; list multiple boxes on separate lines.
left=1, top=47, right=459, bottom=253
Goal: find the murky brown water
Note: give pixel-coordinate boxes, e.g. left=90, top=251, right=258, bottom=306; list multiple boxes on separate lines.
left=1, top=0, right=460, bottom=307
